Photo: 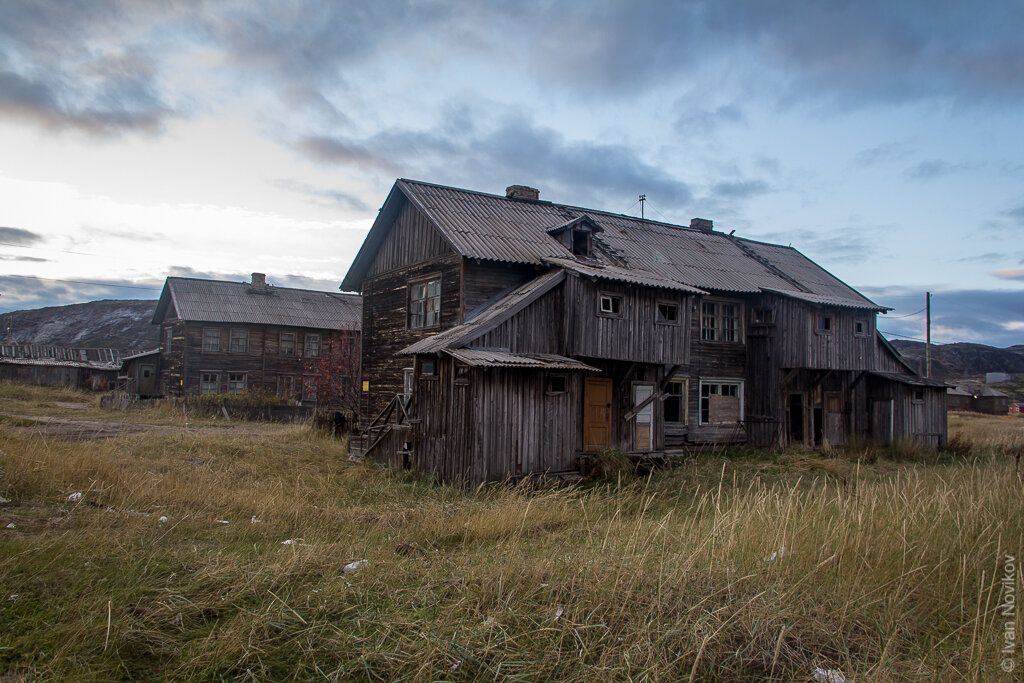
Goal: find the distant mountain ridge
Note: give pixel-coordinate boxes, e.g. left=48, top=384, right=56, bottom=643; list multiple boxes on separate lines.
left=889, top=340, right=1024, bottom=380
left=2, top=299, right=159, bottom=352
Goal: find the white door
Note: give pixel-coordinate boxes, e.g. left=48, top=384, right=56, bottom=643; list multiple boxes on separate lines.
left=634, top=384, right=654, bottom=451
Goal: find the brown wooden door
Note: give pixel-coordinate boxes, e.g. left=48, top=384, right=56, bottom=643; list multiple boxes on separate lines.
left=583, top=377, right=613, bottom=450
left=138, top=364, right=156, bottom=396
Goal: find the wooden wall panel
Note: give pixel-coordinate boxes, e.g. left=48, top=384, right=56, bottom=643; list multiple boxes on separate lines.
left=366, top=202, right=455, bottom=278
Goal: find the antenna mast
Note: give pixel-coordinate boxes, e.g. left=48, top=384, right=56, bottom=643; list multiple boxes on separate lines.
left=639, top=194, right=646, bottom=220
left=926, top=292, right=931, bottom=378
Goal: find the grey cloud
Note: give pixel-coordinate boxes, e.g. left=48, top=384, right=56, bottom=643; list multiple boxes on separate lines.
left=956, top=252, right=1005, bottom=264
left=854, top=144, right=911, bottom=167
left=0, top=255, right=49, bottom=262
left=709, top=180, right=770, bottom=201
left=272, top=179, right=370, bottom=212
left=297, top=136, right=399, bottom=173
left=1005, top=205, right=1024, bottom=225
left=674, top=103, right=745, bottom=136
left=906, top=159, right=967, bottom=180
left=862, top=286, right=1024, bottom=347
left=755, top=227, right=878, bottom=264
left=0, top=226, right=42, bottom=245
left=0, top=274, right=160, bottom=312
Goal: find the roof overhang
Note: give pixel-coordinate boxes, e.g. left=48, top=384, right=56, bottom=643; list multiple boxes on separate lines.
left=545, top=257, right=706, bottom=294
left=760, top=287, right=890, bottom=311
left=445, top=348, right=600, bottom=371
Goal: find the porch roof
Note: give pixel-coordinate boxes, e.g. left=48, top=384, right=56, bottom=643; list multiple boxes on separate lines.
left=446, top=348, right=599, bottom=371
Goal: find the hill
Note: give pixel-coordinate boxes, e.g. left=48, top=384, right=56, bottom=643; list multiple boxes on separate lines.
left=889, top=339, right=1024, bottom=379
left=1, top=299, right=159, bottom=352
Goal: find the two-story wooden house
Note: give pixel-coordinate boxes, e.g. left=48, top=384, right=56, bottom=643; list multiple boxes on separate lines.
left=342, top=180, right=946, bottom=485
left=153, top=274, right=361, bottom=403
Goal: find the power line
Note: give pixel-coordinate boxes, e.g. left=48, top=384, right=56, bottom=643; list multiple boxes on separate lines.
left=879, top=329, right=945, bottom=344
left=885, top=306, right=927, bottom=319
left=0, top=273, right=161, bottom=291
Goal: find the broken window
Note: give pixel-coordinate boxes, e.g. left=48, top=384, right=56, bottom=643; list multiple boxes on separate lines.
left=699, top=380, right=743, bottom=424
left=663, top=377, right=688, bottom=424
left=200, top=372, right=219, bottom=395
left=229, top=329, right=248, bottom=353
left=816, top=315, right=832, bottom=333
left=752, top=307, right=774, bottom=325
left=701, top=301, right=741, bottom=342
left=656, top=301, right=679, bottom=325
left=227, top=372, right=246, bottom=395
left=304, top=334, right=320, bottom=358
left=409, top=277, right=441, bottom=329
left=455, top=364, right=470, bottom=384
left=599, top=293, right=622, bottom=317
left=547, top=374, right=567, bottom=394
left=202, top=328, right=220, bottom=352
left=280, top=332, right=295, bottom=356
left=571, top=229, right=592, bottom=257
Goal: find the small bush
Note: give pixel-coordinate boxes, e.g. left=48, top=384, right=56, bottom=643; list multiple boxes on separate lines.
left=944, top=432, right=974, bottom=457
left=585, top=447, right=633, bottom=480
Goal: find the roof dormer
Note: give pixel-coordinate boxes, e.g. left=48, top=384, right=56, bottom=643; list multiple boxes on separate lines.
left=547, top=214, right=604, bottom=259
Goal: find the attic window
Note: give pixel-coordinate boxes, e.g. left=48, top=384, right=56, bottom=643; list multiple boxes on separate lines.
left=572, top=229, right=592, bottom=257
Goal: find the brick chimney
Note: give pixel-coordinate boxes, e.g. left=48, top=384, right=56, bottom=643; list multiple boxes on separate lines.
left=506, top=185, right=540, bottom=201
left=690, top=218, right=713, bottom=233
left=251, top=272, right=267, bottom=288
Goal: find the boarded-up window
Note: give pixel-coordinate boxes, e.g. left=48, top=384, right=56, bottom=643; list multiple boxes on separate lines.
left=202, top=328, right=220, bottom=352
left=700, top=381, right=742, bottom=424
left=409, top=278, right=441, bottom=328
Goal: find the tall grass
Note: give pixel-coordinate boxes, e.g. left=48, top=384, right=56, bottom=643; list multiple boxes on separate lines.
left=0, top=407, right=1021, bottom=679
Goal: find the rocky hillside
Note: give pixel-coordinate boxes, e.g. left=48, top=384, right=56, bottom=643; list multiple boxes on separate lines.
left=2, top=299, right=159, bottom=352
left=889, top=340, right=1024, bottom=379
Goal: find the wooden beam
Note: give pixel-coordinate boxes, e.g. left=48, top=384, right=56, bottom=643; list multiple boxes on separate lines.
left=780, top=368, right=801, bottom=390
left=810, top=370, right=832, bottom=390
left=622, top=365, right=682, bottom=422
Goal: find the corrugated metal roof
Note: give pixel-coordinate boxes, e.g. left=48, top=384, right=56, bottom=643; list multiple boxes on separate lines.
left=400, top=270, right=565, bottom=355
left=0, top=344, right=121, bottom=364
left=121, top=349, right=161, bottom=362
left=0, top=357, right=119, bottom=371
left=376, top=179, right=873, bottom=302
left=544, top=257, right=706, bottom=294
left=760, top=288, right=886, bottom=311
left=869, top=371, right=948, bottom=388
left=157, top=278, right=361, bottom=330
left=446, top=348, right=599, bottom=371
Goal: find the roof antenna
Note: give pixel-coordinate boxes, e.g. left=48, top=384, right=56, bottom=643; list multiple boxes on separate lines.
left=639, top=194, right=646, bottom=220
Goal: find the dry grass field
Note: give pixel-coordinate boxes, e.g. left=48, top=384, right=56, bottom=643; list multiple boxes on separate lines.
left=1, top=383, right=1022, bottom=681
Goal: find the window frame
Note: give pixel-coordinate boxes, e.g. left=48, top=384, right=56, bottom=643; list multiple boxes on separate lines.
left=752, top=306, right=775, bottom=326
left=202, top=327, right=221, bottom=353
left=227, top=372, right=247, bottom=395
left=418, top=356, right=438, bottom=380
left=815, top=314, right=833, bottom=335
left=663, top=376, right=689, bottom=425
left=698, top=379, right=744, bottom=425
left=454, top=363, right=470, bottom=385
left=200, top=371, right=220, bottom=395
left=408, top=275, right=442, bottom=330
left=656, top=300, right=680, bottom=326
left=304, top=333, right=321, bottom=358
left=277, top=375, right=297, bottom=400
left=279, top=331, right=296, bottom=356
left=229, top=328, right=248, bottom=353
left=546, top=373, right=568, bottom=395
left=571, top=228, right=592, bottom=257
left=700, top=299, right=743, bottom=343
left=854, top=318, right=870, bottom=337
left=598, top=292, right=623, bottom=318
left=912, top=388, right=925, bottom=404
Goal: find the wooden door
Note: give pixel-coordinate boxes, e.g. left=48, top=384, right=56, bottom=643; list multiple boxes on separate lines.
left=825, top=391, right=846, bottom=446
left=138, top=364, right=156, bottom=396
left=870, top=399, right=893, bottom=445
left=583, top=377, right=613, bottom=450
left=634, top=384, right=654, bottom=451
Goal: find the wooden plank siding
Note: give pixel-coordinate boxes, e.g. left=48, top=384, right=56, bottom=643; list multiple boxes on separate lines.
left=686, top=294, right=748, bottom=444
left=470, top=283, right=566, bottom=354
left=463, top=261, right=540, bottom=314
left=366, top=202, right=456, bottom=279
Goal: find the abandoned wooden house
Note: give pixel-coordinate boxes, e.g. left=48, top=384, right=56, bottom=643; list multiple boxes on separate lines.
left=342, top=179, right=947, bottom=485
left=0, top=344, right=121, bottom=390
left=152, top=274, right=361, bottom=403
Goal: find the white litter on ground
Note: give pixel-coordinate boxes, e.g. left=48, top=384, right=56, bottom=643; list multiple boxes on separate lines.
left=67, top=492, right=82, bottom=501
left=342, top=560, right=367, bottom=573
left=813, top=667, right=847, bottom=683
left=765, top=546, right=794, bottom=563
left=158, top=516, right=168, bottom=524
left=215, top=520, right=229, bottom=525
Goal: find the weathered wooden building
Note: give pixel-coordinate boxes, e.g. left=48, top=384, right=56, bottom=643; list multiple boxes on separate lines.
left=152, top=274, right=361, bottom=403
left=343, top=179, right=947, bottom=485
left=118, top=349, right=161, bottom=397
left=0, top=344, right=120, bottom=390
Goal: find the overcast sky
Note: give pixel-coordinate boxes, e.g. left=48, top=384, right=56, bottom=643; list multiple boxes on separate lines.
left=1, top=0, right=1023, bottom=346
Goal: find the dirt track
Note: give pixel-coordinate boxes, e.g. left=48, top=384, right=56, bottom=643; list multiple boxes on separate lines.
left=1, top=413, right=284, bottom=441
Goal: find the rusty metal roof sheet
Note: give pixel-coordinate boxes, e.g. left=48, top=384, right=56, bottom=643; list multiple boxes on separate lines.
left=155, top=278, right=361, bottom=330
left=346, top=179, right=872, bottom=303
left=446, top=348, right=599, bottom=371
left=400, top=270, right=565, bottom=355
left=544, top=257, right=706, bottom=294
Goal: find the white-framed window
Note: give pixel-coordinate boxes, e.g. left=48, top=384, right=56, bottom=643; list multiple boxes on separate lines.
left=227, top=372, right=246, bottom=395
left=229, top=329, right=248, bottom=353
left=656, top=301, right=679, bottom=325
left=280, top=332, right=295, bottom=356
left=409, top=277, right=441, bottom=329
left=200, top=372, right=219, bottom=395
left=304, top=334, right=320, bottom=358
left=202, top=328, right=220, bottom=352
left=403, top=367, right=415, bottom=402
left=701, top=300, right=741, bottom=342
left=699, top=379, right=743, bottom=425
left=599, top=293, right=622, bottom=317
left=663, top=377, right=688, bottom=424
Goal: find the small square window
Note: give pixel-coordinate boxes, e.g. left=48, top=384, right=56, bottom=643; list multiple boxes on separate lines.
left=753, top=307, right=774, bottom=325
left=912, top=389, right=924, bottom=403
left=547, top=374, right=567, bottom=394
left=280, top=332, right=295, bottom=356
left=599, top=294, right=622, bottom=316
left=202, top=328, right=220, bottom=352
left=420, top=358, right=436, bottom=377
left=455, top=364, right=470, bottom=384
left=816, top=315, right=832, bottom=333
left=854, top=319, right=869, bottom=337
left=656, top=302, right=679, bottom=324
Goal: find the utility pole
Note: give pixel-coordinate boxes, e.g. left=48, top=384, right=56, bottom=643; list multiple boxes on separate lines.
left=926, top=291, right=931, bottom=378
left=639, top=194, right=646, bottom=220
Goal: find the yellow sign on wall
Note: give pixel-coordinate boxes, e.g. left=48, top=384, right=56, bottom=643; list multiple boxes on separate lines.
left=362, top=380, right=369, bottom=392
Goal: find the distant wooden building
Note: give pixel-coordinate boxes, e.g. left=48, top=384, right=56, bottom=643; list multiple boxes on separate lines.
left=0, top=344, right=120, bottom=390
left=946, top=386, right=973, bottom=411
left=343, top=179, right=947, bottom=485
left=118, top=349, right=161, bottom=397
left=947, top=384, right=1011, bottom=414
left=152, top=274, right=361, bottom=404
